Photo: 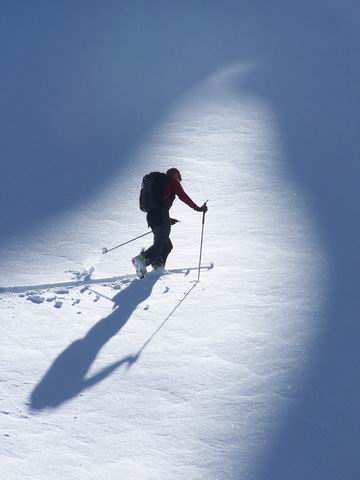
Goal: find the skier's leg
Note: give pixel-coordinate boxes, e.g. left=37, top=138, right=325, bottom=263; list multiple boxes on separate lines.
left=158, top=208, right=172, bottom=266
left=143, top=225, right=164, bottom=266
left=161, top=238, right=173, bottom=266
left=144, top=208, right=171, bottom=267
left=132, top=226, right=164, bottom=278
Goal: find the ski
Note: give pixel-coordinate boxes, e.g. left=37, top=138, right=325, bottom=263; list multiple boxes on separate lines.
left=0, top=264, right=214, bottom=294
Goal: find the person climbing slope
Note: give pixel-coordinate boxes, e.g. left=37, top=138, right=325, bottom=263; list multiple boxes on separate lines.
left=132, top=167, right=208, bottom=278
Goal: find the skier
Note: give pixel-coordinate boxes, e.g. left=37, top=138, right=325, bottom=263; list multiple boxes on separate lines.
left=132, top=167, right=208, bottom=278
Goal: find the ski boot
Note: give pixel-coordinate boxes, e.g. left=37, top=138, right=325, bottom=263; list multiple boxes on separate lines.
left=151, top=258, right=169, bottom=275
left=151, top=258, right=165, bottom=272
left=132, top=249, right=148, bottom=279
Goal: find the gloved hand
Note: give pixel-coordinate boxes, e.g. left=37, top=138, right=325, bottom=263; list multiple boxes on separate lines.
left=197, top=203, right=208, bottom=213
left=170, top=218, right=179, bottom=225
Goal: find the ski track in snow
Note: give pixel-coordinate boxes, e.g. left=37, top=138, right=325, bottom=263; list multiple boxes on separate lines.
left=0, top=265, right=214, bottom=310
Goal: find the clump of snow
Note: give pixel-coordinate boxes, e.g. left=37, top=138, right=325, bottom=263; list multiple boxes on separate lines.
left=68, top=266, right=95, bottom=281
left=54, top=288, right=69, bottom=295
left=26, top=295, right=44, bottom=304
left=46, top=295, right=57, bottom=302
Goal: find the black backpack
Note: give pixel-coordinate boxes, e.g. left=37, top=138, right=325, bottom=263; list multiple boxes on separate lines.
left=139, top=172, right=168, bottom=212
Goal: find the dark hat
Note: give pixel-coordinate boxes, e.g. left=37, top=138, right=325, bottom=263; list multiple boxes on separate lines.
left=166, top=168, right=182, bottom=181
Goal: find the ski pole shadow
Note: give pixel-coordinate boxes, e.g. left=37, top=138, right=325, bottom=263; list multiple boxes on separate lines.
left=30, top=274, right=160, bottom=411
left=134, top=280, right=199, bottom=359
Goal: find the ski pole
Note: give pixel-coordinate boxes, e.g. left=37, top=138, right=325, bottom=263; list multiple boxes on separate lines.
left=197, top=202, right=208, bottom=282
left=102, top=219, right=180, bottom=254
left=102, top=231, right=152, bottom=254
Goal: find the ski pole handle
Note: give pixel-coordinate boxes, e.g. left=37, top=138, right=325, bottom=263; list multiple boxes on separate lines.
left=202, top=200, right=208, bottom=224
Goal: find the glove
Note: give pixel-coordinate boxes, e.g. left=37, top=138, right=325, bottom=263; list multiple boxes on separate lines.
left=197, top=203, right=208, bottom=213
left=170, top=218, right=179, bottom=225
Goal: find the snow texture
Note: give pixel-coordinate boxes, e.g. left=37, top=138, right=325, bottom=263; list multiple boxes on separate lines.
left=1, top=1, right=360, bottom=479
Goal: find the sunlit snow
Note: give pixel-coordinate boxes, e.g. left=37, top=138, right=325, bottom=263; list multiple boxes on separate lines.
left=1, top=64, right=329, bottom=479
left=2, top=2, right=359, bottom=479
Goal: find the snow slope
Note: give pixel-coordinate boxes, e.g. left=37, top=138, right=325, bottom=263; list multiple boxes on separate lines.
left=1, top=2, right=360, bottom=479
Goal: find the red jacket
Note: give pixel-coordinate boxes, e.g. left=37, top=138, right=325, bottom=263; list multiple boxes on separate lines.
left=161, top=177, right=199, bottom=210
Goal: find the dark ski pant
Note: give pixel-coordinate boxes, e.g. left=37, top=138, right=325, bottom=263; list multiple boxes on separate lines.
left=144, top=208, right=173, bottom=267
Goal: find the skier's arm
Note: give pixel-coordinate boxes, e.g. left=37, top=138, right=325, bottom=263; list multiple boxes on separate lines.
left=173, top=180, right=201, bottom=210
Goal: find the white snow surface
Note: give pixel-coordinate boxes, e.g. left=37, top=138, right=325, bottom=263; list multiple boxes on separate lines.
left=0, top=74, right=327, bottom=479
left=1, top=2, right=360, bottom=480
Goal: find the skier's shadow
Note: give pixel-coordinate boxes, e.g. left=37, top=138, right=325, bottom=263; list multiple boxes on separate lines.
left=30, top=275, right=160, bottom=411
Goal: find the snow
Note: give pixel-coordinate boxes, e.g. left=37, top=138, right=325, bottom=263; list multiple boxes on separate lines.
left=1, top=1, right=360, bottom=479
